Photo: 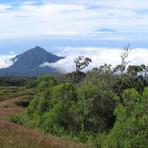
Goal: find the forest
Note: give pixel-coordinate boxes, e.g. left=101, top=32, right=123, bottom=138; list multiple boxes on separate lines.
left=8, top=47, right=148, bottom=148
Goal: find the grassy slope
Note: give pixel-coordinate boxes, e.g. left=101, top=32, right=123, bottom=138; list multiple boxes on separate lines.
left=0, top=120, right=89, bottom=148
left=0, top=86, right=90, bottom=148
left=0, top=86, right=34, bottom=101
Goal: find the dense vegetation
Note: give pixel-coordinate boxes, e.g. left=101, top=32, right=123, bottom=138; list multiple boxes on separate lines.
left=0, top=76, right=36, bottom=88
left=10, top=49, right=148, bottom=147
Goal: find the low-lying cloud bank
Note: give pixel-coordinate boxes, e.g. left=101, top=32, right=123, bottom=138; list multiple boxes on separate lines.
left=45, top=47, right=148, bottom=73
left=0, top=55, right=15, bottom=69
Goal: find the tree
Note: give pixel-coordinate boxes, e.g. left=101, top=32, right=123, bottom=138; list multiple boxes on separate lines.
left=74, top=56, right=92, bottom=83
left=76, top=81, right=116, bottom=133
left=141, top=64, right=148, bottom=79
left=74, top=56, right=92, bottom=72
left=127, top=65, right=144, bottom=77
left=103, top=88, right=148, bottom=148
left=113, top=44, right=131, bottom=78
left=113, top=45, right=131, bottom=97
left=127, top=65, right=146, bottom=95
left=99, top=63, right=112, bottom=74
left=85, top=65, right=113, bottom=91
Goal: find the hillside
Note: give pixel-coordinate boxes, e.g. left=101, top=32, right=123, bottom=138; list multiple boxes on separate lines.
left=0, top=86, right=89, bottom=148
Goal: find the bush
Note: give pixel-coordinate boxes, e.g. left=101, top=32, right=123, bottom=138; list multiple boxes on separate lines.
left=103, top=88, right=148, bottom=148
left=76, top=82, right=116, bottom=133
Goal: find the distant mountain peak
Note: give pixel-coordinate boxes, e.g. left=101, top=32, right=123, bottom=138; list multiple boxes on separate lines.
left=25, top=46, right=47, bottom=54
left=35, top=45, right=42, bottom=48
left=32, top=46, right=45, bottom=51
left=0, top=46, right=64, bottom=76
left=97, top=28, right=117, bottom=33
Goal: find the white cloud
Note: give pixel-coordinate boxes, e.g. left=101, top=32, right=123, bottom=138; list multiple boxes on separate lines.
left=0, top=1, right=148, bottom=39
left=0, top=4, right=11, bottom=11
left=94, top=0, right=148, bottom=10
left=0, top=55, right=15, bottom=68
left=42, top=0, right=148, bottom=10
left=46, top=47, right=148, bottom=73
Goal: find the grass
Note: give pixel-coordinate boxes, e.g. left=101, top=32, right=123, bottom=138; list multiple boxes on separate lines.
left=0, top=86, right=34, bottom=101
left=0, top=120, right=89, bottom=148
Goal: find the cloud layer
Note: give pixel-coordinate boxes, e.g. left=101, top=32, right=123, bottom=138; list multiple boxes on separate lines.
left=0, top=54, right=15, bottom=68
left=43, top=47, right=148, bottom=73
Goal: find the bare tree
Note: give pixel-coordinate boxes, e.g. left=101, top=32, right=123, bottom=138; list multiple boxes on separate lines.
left=114, top=44, right=131, bottom=78
left=113, top=44, right=131, bottom=97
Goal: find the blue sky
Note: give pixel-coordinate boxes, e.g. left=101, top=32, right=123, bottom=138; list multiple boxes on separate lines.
left=0, top=0, right=148, bottom=69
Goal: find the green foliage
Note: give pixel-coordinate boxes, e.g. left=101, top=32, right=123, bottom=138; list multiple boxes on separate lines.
left=103, top=88, right=148, bottom=148
left=0, top=76, right=37, bottom=88
left=65, top=71, right=86, bottom=84
left=51, top=83, right=77, bottom=102
left=9, top=114, right=22, bottom=124
left=88, top=133, right=107, bottom=148
left=25, top=76, right=78, bottom=135
left=21, top=73, right=116, bottom=144
left=41, top=102, right=69, bottom=135
left=76, top=81, right=116, bottom=133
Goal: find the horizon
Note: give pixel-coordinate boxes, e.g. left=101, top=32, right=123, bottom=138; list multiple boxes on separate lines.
left=0, top=0, right=148, bottom=71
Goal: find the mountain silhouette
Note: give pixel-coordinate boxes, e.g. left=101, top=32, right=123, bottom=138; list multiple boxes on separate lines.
left=0, top=46, right=64, bottom=76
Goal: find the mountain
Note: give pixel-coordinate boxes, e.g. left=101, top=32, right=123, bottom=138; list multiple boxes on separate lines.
left=0, top=46, right=64, bottom=76
left=97, top=28, right=117, bottom=33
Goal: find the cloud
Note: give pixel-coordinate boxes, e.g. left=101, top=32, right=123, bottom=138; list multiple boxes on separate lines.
left=0, top=54, right=15, bottom=68
left=0, top=4, right=11, bottom=11
left=41, top=0, right=148, bottom=10
left=45, top=47, right=148, bottom=73
left=93, top=0, right=148, bottom=10
left=0, top=0, right=148, bottom=40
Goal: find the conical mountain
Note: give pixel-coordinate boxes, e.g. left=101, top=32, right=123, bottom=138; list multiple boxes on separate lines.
left=0, top=46, right=64, bottom=76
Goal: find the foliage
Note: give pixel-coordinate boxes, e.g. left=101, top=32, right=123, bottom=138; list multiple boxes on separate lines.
left=65, top=71, right=86, bottom=84
left=74, top=56, right=92, bottom=72
left=76, top=81, right=116, bottom=133
left=0, top=76, right=37, bottom=88
left=74, top=56, right=92, bottom=83
left=127, top=65, right=145, bottom=76
left=20, top=73, right=116, bottom=143
left=103, top=88, right=148, bottom=148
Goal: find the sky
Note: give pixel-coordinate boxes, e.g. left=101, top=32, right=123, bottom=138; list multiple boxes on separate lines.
left=0, top=0, right=148, bottom=71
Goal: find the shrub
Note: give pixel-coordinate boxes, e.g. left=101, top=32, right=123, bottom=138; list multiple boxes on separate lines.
left=103, top=88, right=148, bottom=148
